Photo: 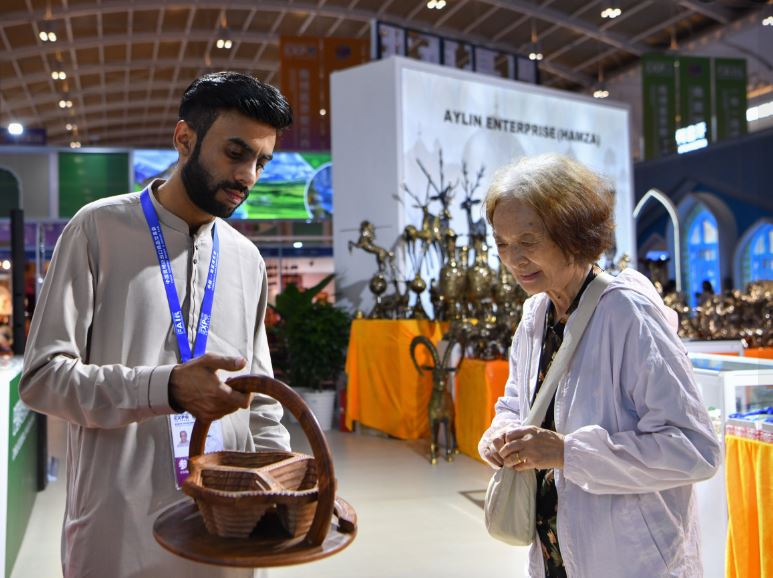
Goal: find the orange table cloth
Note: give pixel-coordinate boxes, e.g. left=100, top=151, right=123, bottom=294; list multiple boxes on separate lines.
left=345, top=319, right=444, bottom=439
left=454, top=359, right=509, bottom=462
left=745, top=347, right=773, bottom=360
left=725, top=434, right=772, bottom=578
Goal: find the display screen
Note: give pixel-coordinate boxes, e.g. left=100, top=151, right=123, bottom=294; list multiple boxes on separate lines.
left=59, top=152, right=130, bottom=218
left=132, top=149, right=332, bottom=220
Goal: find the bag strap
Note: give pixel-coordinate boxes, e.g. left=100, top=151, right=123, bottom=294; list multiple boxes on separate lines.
left=524, top=272, right=613, bottom=427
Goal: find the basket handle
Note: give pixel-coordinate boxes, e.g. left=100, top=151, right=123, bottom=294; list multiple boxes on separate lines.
left=188, top=375, right=336, bottom=548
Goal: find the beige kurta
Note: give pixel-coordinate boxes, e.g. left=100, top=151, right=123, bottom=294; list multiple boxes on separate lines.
left=20, top=182, right=290, bottom=578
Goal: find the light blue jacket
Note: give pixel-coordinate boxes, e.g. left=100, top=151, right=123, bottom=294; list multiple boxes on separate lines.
left=480, top=268, right=721, bottom=578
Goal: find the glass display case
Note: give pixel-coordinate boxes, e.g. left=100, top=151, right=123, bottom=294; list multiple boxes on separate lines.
left=689, top=353, right=773, bottom=578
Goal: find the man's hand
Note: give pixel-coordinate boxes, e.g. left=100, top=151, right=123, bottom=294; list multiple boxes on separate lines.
left=498, top=426, right=565, bottom=471
left=169, top=353, right=250, bottom=422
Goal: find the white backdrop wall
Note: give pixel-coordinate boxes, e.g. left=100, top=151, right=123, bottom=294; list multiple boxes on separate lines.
left=332, top=57, right=634, bottom=313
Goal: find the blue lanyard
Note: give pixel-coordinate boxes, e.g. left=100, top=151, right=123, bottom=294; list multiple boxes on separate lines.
left=140, top=189, right=220, bottom=362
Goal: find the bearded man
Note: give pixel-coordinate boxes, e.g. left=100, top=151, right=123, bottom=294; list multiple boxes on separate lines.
left=20, top=72, right=292, bottom=578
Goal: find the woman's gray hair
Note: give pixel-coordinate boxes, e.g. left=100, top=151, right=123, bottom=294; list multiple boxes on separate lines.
left=484, top=153, right=616, bottom=265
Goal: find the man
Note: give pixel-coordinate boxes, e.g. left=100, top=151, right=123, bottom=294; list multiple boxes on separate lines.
left=20, top=72, right=293, bottom=577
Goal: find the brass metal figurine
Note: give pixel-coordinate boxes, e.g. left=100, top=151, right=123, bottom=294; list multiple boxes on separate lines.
left=409, top=335, right=464, bottom=465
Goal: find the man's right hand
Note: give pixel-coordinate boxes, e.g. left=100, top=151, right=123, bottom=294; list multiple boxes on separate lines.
left=168, top=353, right=250, bottom=422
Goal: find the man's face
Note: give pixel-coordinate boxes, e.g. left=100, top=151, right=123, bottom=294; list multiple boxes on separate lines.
left=180, top=110, right=277, bottom=219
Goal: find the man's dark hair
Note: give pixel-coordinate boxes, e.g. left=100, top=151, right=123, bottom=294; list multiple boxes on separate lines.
left=179, top=71, right=293, bottom=141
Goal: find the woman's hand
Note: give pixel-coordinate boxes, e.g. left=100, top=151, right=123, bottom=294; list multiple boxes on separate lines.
left=498, top=426, right=565, bottom=470
left=482, top=431, right=506, bottom=467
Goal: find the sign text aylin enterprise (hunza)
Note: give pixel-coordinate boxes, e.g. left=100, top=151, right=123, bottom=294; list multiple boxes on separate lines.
left=443, top=109, right=602, bottom=147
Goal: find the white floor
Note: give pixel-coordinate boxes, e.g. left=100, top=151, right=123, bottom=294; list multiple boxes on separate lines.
left=11, top=418, right=529, bottom=578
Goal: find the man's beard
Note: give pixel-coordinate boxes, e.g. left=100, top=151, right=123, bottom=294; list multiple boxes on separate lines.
left=180, top=145, right=248, bottom=219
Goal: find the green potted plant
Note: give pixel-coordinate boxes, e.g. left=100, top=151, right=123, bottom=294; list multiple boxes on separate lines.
left=270, top=274, right=351, bottom=430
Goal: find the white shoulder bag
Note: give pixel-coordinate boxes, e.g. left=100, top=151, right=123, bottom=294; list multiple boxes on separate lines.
left=484, top=272, right=612, bottom=546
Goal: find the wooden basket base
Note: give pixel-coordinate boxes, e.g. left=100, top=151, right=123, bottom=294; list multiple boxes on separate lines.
left=153, top=498, right=356, bottom=568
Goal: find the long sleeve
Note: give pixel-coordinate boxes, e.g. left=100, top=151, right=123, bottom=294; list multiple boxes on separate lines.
left=248, top=259, right=290, bottom=451
left=478, top=321, right=527, bottom=466
left=20, top=218, right=174, bottom=429
left=562, top=299, right=721, bottom=494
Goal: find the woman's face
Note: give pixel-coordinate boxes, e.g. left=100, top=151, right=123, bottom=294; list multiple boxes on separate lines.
left=491, top=197, right=579, bottom=296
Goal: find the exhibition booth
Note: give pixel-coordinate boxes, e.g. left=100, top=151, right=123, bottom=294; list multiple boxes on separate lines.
left=0, top=49, right=769, bottom=578
left=330, top=58, right=771, bottom=578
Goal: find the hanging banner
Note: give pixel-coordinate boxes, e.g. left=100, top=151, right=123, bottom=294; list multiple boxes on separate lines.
left=376, top=22, right=405, bottom=58
left=641, top=53, right=677, bottom=160
left=443, top=40, right=474, bottom=70
left=406, top=30, right=442, bottom=64
left=714, top=57, right=747, bottom=141
left=474, top=47, right=514, bottom=80
left=280, top=37, right=322, bottom=151
left=678, top=56, right=712, bottom=141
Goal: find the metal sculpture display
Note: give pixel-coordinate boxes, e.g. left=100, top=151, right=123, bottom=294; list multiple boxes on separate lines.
left=409, top=335, right=463, bottom=465
left=347, top=220, right=400, bottom=319
left=662, top=281, right=773, bottom=347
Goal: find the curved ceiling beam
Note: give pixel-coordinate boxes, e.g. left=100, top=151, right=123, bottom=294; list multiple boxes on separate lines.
left=34, top=98, right=189, bottom=124
left=678, top=0, right=732, bottom=24
left=3, top=0, right=647, bottom=58
left=544, top=1, right=653, bottom=64
left=491, top=0, right=648, bottom=55
left=0, top=59, right=277, bottom=92
left=47, top=113, right=185, bottom=138
left=5, top=81, right=189, bottom=111
left=2, top=1, right=375, bottom=28
left=0, top=31, right=275, bottom=62
left=1, top=0, right=638, bottom=84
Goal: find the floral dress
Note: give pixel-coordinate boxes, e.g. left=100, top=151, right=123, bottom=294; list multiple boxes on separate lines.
left=531, top=268, right=597, bottom=578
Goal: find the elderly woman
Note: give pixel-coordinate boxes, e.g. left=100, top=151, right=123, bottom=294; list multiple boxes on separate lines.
left=478, top=154, right=720, bottom=578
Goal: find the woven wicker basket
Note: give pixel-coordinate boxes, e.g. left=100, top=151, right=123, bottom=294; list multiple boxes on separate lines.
left=180, top=376, right=339, bottom=545
left=183, top=450, right=320, bottom=538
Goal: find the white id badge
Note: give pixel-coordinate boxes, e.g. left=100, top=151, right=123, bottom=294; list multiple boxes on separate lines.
left=169, top=412, right=224, bottom=489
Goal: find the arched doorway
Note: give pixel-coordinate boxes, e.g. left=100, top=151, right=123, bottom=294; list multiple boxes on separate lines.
left=735, top=220, right=773, bottom=288
left=684, top=203, right=721, bottom=307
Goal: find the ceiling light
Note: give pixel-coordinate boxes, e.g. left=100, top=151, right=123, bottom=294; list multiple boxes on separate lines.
left=65, top=123, right=73, bottom=131
left=763, top=15, right=773, bottom=26
left=293, top=241, right=304, bottom=249
left=215, top=14, right=233, bottom=50
left=70, top=141, right=81, bottom=149
left=529, top=44, right=543, bottom=60
left=38, top=23, right=57, bottom=42
left=319, top=108, right=327, bottom=116
left=528, top=20, right=543, bottom=61
left=593, top=65, right=609, bottom=99
left=427, top=0, right=447, bottom=9
left=58, top=99, right=73, bottom=109
left=8, top=122, right=24, bottom=136
left=1, top=260, right=11, bottom=271
left=51, top=70, right=66, bottom=80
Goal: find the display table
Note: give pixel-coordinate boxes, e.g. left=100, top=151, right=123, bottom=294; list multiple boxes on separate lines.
left=725, top=428, right=772, bottom=578
left=454, top=359, right=508, bottom=462
left=746, top=347, right=773, bottom=360
left=0, top=356, right=38, bottom=577
left=689, top=354, right=773, bottom=578
left=345, top=319, right=444, bottom=439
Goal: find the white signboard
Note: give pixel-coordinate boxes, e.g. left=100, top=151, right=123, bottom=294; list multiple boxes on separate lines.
left=400, top=65, right=633, bottom=273
left=331, top=57, right=633, bottom=313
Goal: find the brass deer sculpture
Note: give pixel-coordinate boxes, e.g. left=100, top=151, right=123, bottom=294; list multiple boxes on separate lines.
left=409, top=335, right=463, bottom=464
